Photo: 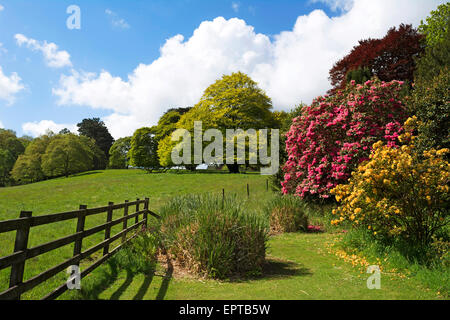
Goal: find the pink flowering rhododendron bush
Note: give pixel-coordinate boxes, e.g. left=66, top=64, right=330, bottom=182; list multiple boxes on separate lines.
left=282, top=79, right=408, bottom=199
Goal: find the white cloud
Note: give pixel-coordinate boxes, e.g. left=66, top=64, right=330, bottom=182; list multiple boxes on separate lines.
left=15, top=34, right=72, bottom=68
left=0, top=43, right=7, bottom=55
left=0, top=5, right=4, bottom=12
left=311, top=0, right=354, bottom=12
left=0, top=66, right=24, bottom=104
left=22, top=120, right=77, bottom=137
left=232, top=2, right=240, bottom=13
left=105, top=9, right=130, bottom=29
left=53, top=0, right=444, bottom=139
left=0, top=120, right=4, bottom=129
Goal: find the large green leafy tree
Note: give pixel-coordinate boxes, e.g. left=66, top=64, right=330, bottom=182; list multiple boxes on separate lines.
left=18, top=135, right=33, bottom=150
left=270, top=105, right=305, bottom=191
left=41, top=134, right=93, bottom=178
left=412, top=68, right=449, bottom=156
left=159, top=72, right=275, bottom=173
left=412, top=3, right=450, bottom=156
left=11, top=134, right=54, bottom=184
left=77, top=118, right=114, bottom=168
left=79, top=135, right=107, bottom=171
left=415, top=3, right=450, bottom=83
left=129, top=128, right=159, bottom=172
left=0, top=129, right=25, bottom=186
left=109, top=137, right=132, bottom=169
left=151, top=107, right=192, bottom=142
left=151, top=107, right=191, bottom=169
left=419, top=3, right=450, bottom=48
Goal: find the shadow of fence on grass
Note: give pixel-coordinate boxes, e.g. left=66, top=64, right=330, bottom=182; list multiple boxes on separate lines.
left=105, top=249, right=173, bottom=300
left=262, top=258, right=313, bottom=280
left=155, top=247, right=173, bottom=300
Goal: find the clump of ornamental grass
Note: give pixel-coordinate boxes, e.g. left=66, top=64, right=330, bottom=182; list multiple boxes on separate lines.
left=156, top=194, right=268, bottom=279
left=264, top=194, right=309, bottom=235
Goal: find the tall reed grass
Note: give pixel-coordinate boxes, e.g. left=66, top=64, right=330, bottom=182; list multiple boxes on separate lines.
left=157, top=194, right=268, bottom=279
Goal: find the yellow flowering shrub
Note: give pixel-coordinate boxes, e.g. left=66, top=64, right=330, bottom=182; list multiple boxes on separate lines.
left=331, top=117, right=450, bottom=245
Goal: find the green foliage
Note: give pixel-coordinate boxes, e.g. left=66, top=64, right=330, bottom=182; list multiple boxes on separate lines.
left=416, top=4, right=450, bottom=83
left=80, top=135, right=107, bottom=171
left=338, top=228, right=449, bottom=296
left=11, top=153, right=44, bottom=184
left=0, top=129, right=25, bottom=159
left=12, top=133, right=104, bottom=183
left=11, top=134, right=53, bottom=184
left=419, top=3, right=450, bottom=48
left=67, top=231, right=158, bottom=300
left=158, top=72, right=276, bottom=173
left=18, top=136, right=33, bottom=150
left=129, top=127, right=159, bottom=171
left=58, top=128, right=72, bottom=135
left=41, top=134, right=93, bottom=178
left=270, top=104, right=305, bottom=192
left=412, top=68, right=450, bottom=153
left=346, top=67, right=372, bottom=85
left=77, top=118, right=114, bottom=167
left=0, top=149, right=15, bottom=186
left=152, top=107, right=191, bottom=169
left=0, top=129, right=25, bottom=186
left=199, top=71, right=274, bottom=130
left=157, top=193, right=268, bottom=279
left=108, top=137, right=132, bottom=169
left=151, top=107, right=192, bottom=142
left=263, top=194, right=309, bottom=235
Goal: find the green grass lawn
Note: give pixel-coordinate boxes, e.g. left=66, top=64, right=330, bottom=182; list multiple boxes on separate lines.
left=0, top=169, right=269, bottom=299
left=0, top=169, right=445, bottom=300
left=68, top=233, right=441, bottom=300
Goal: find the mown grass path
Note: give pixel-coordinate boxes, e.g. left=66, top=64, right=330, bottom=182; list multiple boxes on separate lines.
left=91, top=233, right=441, bottom=300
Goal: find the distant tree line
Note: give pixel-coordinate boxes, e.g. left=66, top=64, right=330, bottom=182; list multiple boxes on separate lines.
left=1, top=118, right=114, bottom=186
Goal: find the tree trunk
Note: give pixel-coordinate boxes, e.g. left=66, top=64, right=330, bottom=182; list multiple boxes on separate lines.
left=227, top=164, right=240, bottom=174
left=185, top=164, right=197, bottom=171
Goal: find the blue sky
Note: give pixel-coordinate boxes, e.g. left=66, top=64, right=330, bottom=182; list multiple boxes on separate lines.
left=0, top=0, right=444, bottom=138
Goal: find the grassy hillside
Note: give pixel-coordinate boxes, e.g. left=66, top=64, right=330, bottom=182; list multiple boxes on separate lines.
left=0, top=169, right=268, bottom=299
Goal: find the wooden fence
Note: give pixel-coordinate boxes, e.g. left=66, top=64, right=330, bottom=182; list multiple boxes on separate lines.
left=0, top=198, right=159, bottom=300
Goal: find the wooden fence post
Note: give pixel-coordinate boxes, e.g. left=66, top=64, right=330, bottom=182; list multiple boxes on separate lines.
left=103, top=202, right=114, bottom=256
left=266, top=179, right=269, bottom=191
left=9, top=211, right=32, bottom=300
left=144, top=198, right=149, bottom=229
left=122, top=200, right=129, bottom=243
left=222, top=189, right=225, bottom=209
left=73, top=205, right=87, bottom=261
left=135, top=198, right=140, bottom=225
left=247, top=183, right=250, bottom=198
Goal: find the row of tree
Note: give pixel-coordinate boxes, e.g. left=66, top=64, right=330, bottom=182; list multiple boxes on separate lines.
left=111, top=72, right=285, bottom=174
left=1, top=118, right=115, bottom=186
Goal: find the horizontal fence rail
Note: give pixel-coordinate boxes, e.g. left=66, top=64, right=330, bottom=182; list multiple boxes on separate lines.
left=0, top=197, right=157, bottom=300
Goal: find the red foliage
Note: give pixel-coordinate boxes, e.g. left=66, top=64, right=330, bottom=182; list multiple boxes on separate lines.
left=329, top=24, right=425, bottom=93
